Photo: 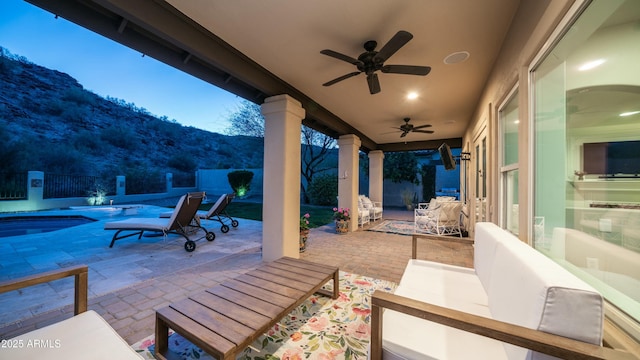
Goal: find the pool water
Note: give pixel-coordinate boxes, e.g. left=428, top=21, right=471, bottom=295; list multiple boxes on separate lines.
left=0, top=215, right=97, bottom=238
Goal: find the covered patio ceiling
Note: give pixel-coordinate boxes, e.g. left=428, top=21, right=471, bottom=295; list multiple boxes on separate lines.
left=26, top=0, right=522, bottom=152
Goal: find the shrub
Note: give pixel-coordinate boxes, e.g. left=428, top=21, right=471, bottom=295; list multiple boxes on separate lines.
left=0, top=126, right=32, bottom=173
left=42, top=98, right=65, bottom=116
left=61, top=106, right=88, bottom=125
left=308, top=173, right=337, bottom=206
left=125, top=166, right=163, bottom=194
left=0, top=48, right=18, bottom=75
left=101, top=125, right=138, bottom=150
left=421, top=164, right=436, bottom=202
left=227, top=170, right=254, bottom=197
left=167, top=152, right=197, bottom=173
left=62, top=87, right=96, bottom=106
left=62, top=87, right=96, bottom=105
left=19, top=97, right=44, bottom=114
left=39, top=145, right=88, bottom=175
left=73, top=130, right=102, bottom=154
left=384, top=151, right=420, bottom=184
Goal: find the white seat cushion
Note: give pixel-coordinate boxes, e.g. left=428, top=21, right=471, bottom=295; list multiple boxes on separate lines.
left=382, top=287, right=506, bottom=360
left=400, top=259, right=488, bottom=306
left=7, top=310, right=143, bottom=359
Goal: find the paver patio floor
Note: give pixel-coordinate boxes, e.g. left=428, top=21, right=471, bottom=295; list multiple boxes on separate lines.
left=0, top=207, right=473, bottom=345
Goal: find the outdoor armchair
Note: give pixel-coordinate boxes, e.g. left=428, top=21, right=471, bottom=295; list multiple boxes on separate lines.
left=357, top=203, right=370, bottom=227
left=359, top=195, right=383, bottom=221
left=0, top=265, right=143, bottom=359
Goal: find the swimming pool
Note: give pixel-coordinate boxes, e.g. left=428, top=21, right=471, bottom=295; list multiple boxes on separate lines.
left=0, top=215, right=97, bottom=238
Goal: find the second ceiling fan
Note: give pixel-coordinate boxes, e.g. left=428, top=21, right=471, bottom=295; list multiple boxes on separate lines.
left=321, top=30, right=431, bottom=94
left=395, top=117, right=433, bottom=138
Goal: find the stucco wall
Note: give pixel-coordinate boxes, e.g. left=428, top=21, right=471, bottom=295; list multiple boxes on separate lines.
left=462, top=0, right=575, bottom=238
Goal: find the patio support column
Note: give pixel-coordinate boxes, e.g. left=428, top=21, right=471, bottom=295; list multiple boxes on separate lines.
left=261, top=95, right=305, bottom=262
left=338, top=134, right=361, bottom=232
left=368, top=150, right=384, bottom=205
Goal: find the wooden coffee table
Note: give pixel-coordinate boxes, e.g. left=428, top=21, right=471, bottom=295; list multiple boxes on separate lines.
left=154, top=257, right=339, bottom=360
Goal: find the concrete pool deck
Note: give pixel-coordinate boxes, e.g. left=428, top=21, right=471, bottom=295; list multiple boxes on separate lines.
left=0, top=204, right=262, bottom=326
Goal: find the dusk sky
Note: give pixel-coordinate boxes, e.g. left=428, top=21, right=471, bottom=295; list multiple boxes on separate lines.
left=0, top=0, right=242, bottom=134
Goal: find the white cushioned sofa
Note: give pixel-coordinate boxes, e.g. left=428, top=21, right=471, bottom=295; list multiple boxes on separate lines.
left=370, top=222, right=634, bottom=360
left=0, top=265, right=143, bottom=359
left=414, top=198, right=463, bottom=237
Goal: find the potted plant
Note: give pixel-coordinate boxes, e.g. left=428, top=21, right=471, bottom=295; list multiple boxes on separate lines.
left=401, top=190, right=416, bottom=210
left=299, top=213, right=310, bottom=252
left=333, top=207, right=351, bottom=234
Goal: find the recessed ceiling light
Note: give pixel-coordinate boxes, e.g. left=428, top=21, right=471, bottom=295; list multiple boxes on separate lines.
left=578, top=59, right=605, bottom=71
left=407, top=92, right=418, bottom=100
left=620, top=110, right=640, bottom=117
left=443, top=51, right=470, bottom=64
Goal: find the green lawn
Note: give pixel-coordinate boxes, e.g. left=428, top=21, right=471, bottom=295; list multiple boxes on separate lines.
left=199, top=202, right=335, bottom=229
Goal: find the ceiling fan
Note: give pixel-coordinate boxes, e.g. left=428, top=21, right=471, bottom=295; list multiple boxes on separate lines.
left=395, top=117, right=434, bottom=138
left=320, top=30, right=431, bottom=94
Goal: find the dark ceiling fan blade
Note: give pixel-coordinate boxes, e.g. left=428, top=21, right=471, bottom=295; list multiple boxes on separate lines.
left=413, top=129, right=435, bottom=134
left=412, top=124, right=432, bottom=130
left=320, top=49, right=363, bottom=66
left=381, top=65, right=431, bottom=76
left=400, top=131, right=409, bottom=138
left=367, top=73, right=381, bottom=94
left=374, top=30, right=413, bottom=63
left=322, top=71, right=362, bottom=86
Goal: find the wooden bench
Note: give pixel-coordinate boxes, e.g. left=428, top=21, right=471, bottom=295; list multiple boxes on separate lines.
left=154, top=257, right=339, bottom=360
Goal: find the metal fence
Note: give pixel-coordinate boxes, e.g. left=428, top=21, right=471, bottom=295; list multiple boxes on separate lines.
left=43, top=173, right=98, bottom=199
left=0, top=172, right=28, bottom=200
left=1, top=171, right=195, bottom=201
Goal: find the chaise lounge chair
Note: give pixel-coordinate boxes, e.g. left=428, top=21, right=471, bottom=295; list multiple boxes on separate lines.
left=160, top=193, right=239, bottom=233
left=104, top=192, right=214, bottom=252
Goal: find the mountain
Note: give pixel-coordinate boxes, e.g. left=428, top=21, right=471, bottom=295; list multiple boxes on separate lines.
left=0, top=47, right=265, bottom=185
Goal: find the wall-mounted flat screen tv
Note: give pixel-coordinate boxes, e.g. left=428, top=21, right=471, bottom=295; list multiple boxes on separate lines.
left=583, top=140, right=640, bottom=176
left=439, top=143, right=456, bottom=171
